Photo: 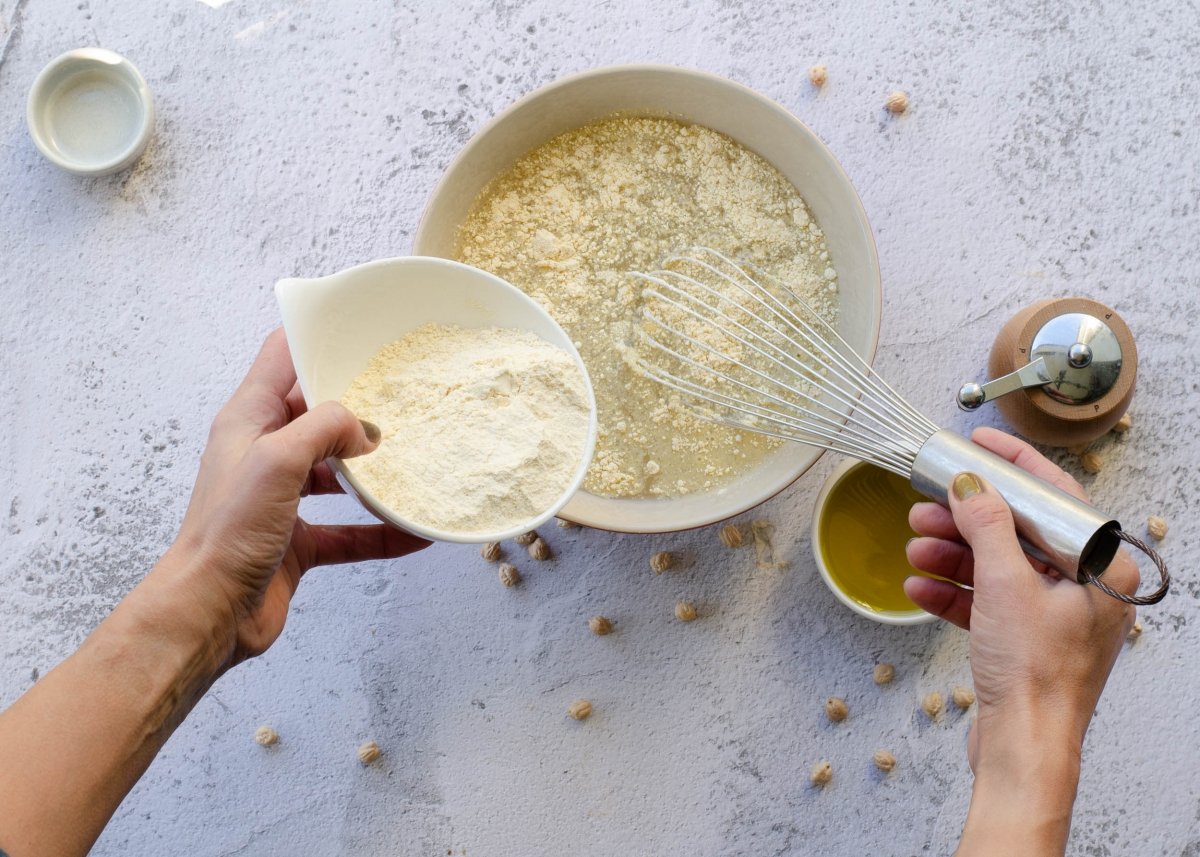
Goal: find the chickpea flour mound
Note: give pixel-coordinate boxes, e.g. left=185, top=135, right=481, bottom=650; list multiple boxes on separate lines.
left=341, top=324, right=590, bottom=536
left=455, top=115, right=839, bottom=499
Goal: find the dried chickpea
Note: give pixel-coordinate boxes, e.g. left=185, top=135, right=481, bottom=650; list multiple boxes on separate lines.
left=254, top=724, right=279, bottom=747
left=824, top=697, right=849, bottom=722
left=885, top=90, right=909, bottom=113
left=873, top=749, right=897, bottom=773
left=650, top=551, right=674, bottom=573
left=1127, top=621, right=1143, bottom=641
left=480, top=542, right=502, bottom=562
left=1080, top=451, right=1103, bottom=474
left=810, top=760, right=833, bottom=786
left=675, top=601, right=698, bottom=622
left=1147, top=516, right=1168, bottom=540
left=873, top=663, right=895, bottom=685
left=719, top=523, right=743, bottom=548
left=952, top=686, right=975, bottom=710
left=567, top=699, right=593, bottom=721
left=1112, top=412, right=1133, bottom=434
left=514, top=531, right=538, bottom=546
left=528, top=537, right=552, bottom=561
left=498, top=563, right=521, bottom=587
left=921, top=691, right=944, bottom=719
left=588, top=615, right=613, bottom=636
left=809, top=64, right=828, bottom=87
left=357, top=740, right=381, bottom=765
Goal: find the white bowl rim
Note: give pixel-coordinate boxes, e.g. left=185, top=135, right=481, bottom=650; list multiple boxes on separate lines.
left=282, top=255, right=599, bottom=545
left=26, top=47, right=155, bottom=176
left=414, top=63, right=883, bottom=534
left=810, top=458, right=937, bottom=625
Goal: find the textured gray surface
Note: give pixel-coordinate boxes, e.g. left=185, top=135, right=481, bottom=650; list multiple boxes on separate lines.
left=1, top=1, right=1197, bottom=855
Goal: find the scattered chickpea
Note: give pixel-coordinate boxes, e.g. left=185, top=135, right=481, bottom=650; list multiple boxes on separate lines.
left=556, top=518, right=580, bottom=529
left=921, top=691, right=944, bottom=719
left=1112, top=412, right=1133, bottom=434
left=885, top=90, right=909, bottom=114
left=1079, top=451, right=1103, bottom=474
left=719, top=523, right=743, bottom=548
left=873, top=663, right=895, bottom=685
left=480, top=542, right=502, bottom=562
left=528, top=537, right=552, bottom=561
left=514, top=531, right=538, bottom=546
left=873, top=749, right=897, bottom=773
left=809, top=64, right=828, bottom=87
left=952, top=686, right=975, bottom=710
left=1127, top=621, right=1143, bottom=641
left=1147, top=516, right=1168, bottom=541
left=588, top=615, right=613, bottom=636
left=650, top=551, right=674, bottom=573
left=1067, top=443, right=1092, bottom=456
left=254, top=725, right=279, bottom=747
left=567, top=699, right=593, bottom=721
left=810, top=760, right=833, bottom=787
left=825, top=697, right=849, bottom=723
left=357, top=740, right=381, bottom=765
left=498, top=563, right=521, bottom=587
left=675, top=601, right=698, bottom=622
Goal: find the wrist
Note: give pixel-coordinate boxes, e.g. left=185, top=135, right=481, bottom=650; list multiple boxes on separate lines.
left=960, top=708, right=1082, bottom=856
left=119, top=549, right=239, bottom=682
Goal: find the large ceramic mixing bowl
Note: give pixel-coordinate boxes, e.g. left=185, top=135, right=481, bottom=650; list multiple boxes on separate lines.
left=413, top=65, right=881, bottom=533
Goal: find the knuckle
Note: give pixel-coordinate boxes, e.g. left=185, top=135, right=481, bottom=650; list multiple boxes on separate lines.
left=963, top=495, right=1014, bottom=530
left=208, top=404, right=240, bottom=438
left=1104, top=550, right=1142, bottom=596
left=253, top=435, right=298, bottom=475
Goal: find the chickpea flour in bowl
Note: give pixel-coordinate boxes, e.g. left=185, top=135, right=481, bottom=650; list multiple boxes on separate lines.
left=340, top=323, right=592, bottom=538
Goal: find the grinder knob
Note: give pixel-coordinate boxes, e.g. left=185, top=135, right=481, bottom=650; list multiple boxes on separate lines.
left=956, top=297, right=1137, bottom=447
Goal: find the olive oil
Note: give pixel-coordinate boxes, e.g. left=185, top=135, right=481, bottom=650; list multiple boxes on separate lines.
left=818, top=463, right=929, bottom=614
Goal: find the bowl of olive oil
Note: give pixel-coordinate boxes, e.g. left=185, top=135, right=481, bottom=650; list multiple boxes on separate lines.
left=811, top=460, right=937, bottom=625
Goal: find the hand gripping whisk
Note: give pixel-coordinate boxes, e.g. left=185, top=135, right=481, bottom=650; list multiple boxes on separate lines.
left=632, top=248, right=1169, bottom=606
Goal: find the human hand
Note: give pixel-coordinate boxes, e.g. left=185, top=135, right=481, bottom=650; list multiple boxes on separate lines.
left=904, top=427, right=1137, bottom=854
left=166, top=329, right=429, bottom=670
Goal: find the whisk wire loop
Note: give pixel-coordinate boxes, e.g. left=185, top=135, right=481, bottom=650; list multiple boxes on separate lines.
left=634, top=332, right=916, bottom=477
left=633, top=247, right=938, bottom=475
left=636, top=307, right=920, bottom=474
left=640, top=269, right=929, bottom=451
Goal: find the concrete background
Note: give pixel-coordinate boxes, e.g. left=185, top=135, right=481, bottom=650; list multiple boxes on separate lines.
left=1, top=0, right=1197, bottom=854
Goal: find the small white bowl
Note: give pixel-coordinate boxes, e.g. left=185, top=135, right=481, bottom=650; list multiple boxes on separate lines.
left=27, top=48, right=154, bottom=176
left=414, top=64, right=882, bottom=533
left=275, top=256, right=598, bottom=545
left=811, top=460, right=936, bottom=625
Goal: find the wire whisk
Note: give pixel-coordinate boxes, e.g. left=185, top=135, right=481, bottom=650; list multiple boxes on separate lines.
left=631, top=248, right=1168, bottom=606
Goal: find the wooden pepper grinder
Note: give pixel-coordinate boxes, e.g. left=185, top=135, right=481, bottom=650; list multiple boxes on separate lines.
left=956, top=297, right=1137, bottom=448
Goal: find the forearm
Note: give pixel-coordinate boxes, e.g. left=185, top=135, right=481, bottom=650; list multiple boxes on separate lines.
left=0, top=555, right=232, bottom=857
left=957, top=712, right=1083, bottom=857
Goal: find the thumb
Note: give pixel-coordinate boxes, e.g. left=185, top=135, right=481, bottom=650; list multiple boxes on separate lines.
left=947, top=472, right=1030, bottom=581
left=259, top=401, right=381, bottom=482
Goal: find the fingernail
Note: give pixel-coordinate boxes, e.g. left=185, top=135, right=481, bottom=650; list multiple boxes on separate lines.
left=906, top=537, right=917, bottom=549
left=952, top=472, right=983, bottom=500
left=360, top=420, right=381, bottom=444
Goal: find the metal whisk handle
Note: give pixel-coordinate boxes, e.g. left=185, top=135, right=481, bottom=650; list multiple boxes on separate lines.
left=910, top=431, right=1169, bottom=604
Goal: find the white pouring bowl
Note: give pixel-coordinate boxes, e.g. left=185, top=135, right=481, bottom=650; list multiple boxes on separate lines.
left=275, top=256, right=598, bottom=544
left=413, top=64, right=882, bottom=533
